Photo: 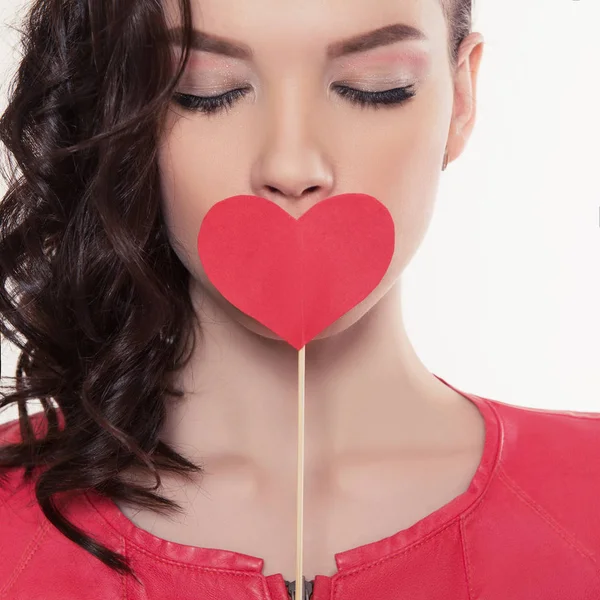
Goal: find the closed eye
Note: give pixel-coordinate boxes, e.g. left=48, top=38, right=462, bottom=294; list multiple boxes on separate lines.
left=172, top=84, right=417, bottom=116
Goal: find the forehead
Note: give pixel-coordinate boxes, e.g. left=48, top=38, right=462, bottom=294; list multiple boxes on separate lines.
left=162, top=0, right=447, bottom=63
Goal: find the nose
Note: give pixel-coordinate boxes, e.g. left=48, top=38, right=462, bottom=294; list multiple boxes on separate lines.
left=253, top=154, right=334, bottom=217
left=264, top=182, right=321, bottom=203
left=250, top=94, right=335, bottom=216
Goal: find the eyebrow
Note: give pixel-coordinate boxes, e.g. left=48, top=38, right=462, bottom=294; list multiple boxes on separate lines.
left=167, top=23, right=427, bottom=61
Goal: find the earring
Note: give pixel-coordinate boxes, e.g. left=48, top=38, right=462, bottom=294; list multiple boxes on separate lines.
left=442, top=147, right=449, bottom=171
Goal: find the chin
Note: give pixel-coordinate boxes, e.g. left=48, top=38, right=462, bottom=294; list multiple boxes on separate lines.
left=231, top=289, right=386, bottom=350
left=193, top=263, right=398, bottom=348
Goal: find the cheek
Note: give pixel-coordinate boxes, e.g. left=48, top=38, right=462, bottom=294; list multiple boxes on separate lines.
left=158, top=144, right=193, bottom=241
left=349, top=121, right=445, bottom=277
left=157, top=147, right=210, bottom=284
left=156, top=123, right=245, bottom=277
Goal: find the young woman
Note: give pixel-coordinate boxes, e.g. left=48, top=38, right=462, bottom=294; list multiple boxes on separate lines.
left=1, top=0, right=599, bottom=599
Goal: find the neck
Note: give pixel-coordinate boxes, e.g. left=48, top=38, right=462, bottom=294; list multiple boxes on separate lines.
left=159, top=279, right=466, bottom=478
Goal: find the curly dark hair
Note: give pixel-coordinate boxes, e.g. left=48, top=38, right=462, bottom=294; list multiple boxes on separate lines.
left=0, top=0, right=474, bottom=583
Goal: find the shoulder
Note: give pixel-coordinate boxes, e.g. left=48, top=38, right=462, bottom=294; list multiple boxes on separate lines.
left=0, top=411, right=45, bottom=486
left=0, top=410, right=50, bottom=495
left=0, top=413, right=24, bottom=444
left=0, top=412, right=52, bottom=585
left=0, top=410, right=54, bottom=447
left=0, top=412, right=126, bottom=595
left=0, top=410, right=51, bottom=486
left=486, top=395, right=600, bottom=470
left=0, top=409, right=69, bottom=508
left=482, top=395, right=600, bottom=554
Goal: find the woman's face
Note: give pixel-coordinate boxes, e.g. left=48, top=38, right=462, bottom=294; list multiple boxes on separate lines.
left=158, top=0, right=483, bottom=341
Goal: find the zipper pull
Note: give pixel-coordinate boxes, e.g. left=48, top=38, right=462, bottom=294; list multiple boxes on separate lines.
left=284, top=577, right=314, bottom=600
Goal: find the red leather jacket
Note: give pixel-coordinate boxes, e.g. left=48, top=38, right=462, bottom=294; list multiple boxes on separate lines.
left=2, top=375, right=600, bottom=599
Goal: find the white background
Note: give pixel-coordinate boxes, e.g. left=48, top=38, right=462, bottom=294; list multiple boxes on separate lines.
left=1, top=0, right=599, bottom=425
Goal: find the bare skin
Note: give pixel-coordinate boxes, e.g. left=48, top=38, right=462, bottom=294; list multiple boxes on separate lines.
left=118, top=0, right=486, bottom=582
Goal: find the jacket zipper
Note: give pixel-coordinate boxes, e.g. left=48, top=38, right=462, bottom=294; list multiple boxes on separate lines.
left=284, top=577, right=314, bottom=600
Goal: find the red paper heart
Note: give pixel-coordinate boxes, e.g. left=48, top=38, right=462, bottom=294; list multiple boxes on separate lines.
left=197, top=193, right=395, bottom=350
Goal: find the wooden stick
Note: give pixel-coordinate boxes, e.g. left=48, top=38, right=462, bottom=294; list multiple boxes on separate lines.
left=296, top=345, right=306, bottom=599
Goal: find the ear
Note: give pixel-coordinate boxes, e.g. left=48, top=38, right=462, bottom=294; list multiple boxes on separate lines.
left=446, top=33, right=485, bottom=165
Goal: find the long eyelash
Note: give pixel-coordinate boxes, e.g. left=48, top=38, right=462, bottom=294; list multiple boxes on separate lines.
left=173, top=88, right=249, bottom=115
left=172, top=84, right=416, bottom=115
left=334, top=85, right=416, bottom=110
